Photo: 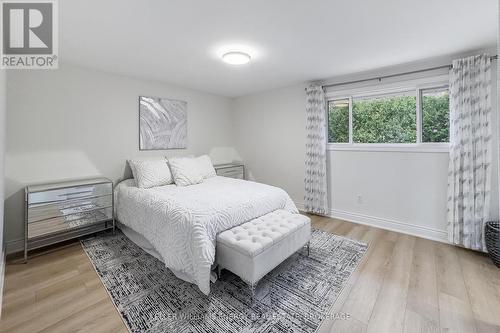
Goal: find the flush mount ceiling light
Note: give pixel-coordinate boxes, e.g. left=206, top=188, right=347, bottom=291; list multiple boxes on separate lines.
left=222, top=51, right=251, bottom=65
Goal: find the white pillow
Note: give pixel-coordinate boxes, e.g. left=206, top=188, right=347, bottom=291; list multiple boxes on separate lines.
left=196, top=155, right=216, bottom=179
left=169, top=156, right=204, bottom=186
left=128, top=159, right=173, bottom=188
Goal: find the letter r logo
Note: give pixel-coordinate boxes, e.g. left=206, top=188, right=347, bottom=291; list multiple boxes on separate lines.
left=2, top=2, right=53, bottom=54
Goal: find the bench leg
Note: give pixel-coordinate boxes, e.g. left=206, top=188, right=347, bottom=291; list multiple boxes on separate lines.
left=306, top=241, right=310, bottom=256
left=217, top=265, right=222, bottom=279
left=250, top=283, right=256, bottom=303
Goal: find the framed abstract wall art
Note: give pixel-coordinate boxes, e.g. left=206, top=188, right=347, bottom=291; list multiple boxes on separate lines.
left=139, top=96, right=187, bottom=150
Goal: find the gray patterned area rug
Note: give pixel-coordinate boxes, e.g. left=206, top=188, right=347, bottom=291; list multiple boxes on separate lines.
left=81, top=229, right=367, bottom=333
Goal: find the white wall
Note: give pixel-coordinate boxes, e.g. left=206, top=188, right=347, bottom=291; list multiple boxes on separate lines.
left=233, top=85, right=306, bottom=204
left=5, top=64, right=237, bottom=250
left=0, top=69, right=6, bottom=316
left=233, top=53, right=499, bottom=242
left=328, top=151, right=451, bottom=241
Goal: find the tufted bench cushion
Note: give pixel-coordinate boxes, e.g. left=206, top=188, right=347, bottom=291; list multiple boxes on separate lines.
left=216, top=210, right=311, bottom=291
left=218, top=210, right=309, bottom=257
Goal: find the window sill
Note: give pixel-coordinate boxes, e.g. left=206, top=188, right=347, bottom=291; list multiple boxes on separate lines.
left=327, top=143, right=449, bottom=153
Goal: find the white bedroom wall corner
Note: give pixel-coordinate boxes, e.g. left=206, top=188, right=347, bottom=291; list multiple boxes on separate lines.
left=0, top=68, right=6, bottom=317
left=232, top=83, right=307, bottom=205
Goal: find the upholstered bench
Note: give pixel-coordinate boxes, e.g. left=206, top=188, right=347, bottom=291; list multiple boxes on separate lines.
left=216, top=210, right=311, bottom=297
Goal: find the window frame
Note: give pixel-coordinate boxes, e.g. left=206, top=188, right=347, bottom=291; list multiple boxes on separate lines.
left=327, top=98, right=351, bottom=144
left=326, top=75, right=450, bottom=153
left=420, top=85, right=450, bottom=144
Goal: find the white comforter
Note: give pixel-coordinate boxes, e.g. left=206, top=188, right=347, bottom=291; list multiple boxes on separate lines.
left=115, top=176, right=298, bottom=294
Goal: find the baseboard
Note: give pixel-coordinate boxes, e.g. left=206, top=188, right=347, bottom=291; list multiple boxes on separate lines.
left=5, top=238, right=24, bottom=255
left=294, top=201, right=305, bottom=211
left=330, top=209, right=448, bottom=243
left=296, top=201, right=448, bottom=243
left=0, top=246, right=5, bottom=318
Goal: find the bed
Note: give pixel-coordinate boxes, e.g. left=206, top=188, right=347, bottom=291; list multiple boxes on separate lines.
left=114, top=176, right=298, bottom=295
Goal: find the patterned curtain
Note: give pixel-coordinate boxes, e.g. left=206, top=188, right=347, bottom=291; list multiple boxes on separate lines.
left=304, top=85, right=328, bottom=215
left=447, top=54, right=492, bottom=251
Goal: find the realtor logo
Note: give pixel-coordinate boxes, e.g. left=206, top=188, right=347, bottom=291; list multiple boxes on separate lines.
left=1, top=0, right=58, bottom=69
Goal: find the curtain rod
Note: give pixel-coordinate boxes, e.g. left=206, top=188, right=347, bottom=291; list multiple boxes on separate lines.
left=307, top=55, right=498, bottom=91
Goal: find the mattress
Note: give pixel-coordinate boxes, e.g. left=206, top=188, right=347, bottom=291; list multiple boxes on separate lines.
left=114, top=176, right=298, bottom=294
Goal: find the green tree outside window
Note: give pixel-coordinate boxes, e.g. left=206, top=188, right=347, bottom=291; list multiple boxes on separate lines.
left=327, top=87, right=449, bottom=144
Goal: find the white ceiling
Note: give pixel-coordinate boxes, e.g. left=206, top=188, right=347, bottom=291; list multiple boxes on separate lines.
left=61, top=0, right=498, bottom=97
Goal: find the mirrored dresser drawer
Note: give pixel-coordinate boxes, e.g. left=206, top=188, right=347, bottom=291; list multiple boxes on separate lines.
left=214, top=163, right=245, bottom=179
left=25, top=177, right=114, bottom=261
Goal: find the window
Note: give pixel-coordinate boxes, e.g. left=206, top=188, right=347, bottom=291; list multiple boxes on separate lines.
left=327, top=84, right=450, bottom=148
left=353, top=91, right=416, bottom=143
left=421, top=87, right=449, bottom=143
left=328, top=99, right=349, bottom=143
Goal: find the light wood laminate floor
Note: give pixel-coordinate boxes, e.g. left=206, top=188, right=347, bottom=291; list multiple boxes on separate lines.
left=1, top=215, right=500, bottom=333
